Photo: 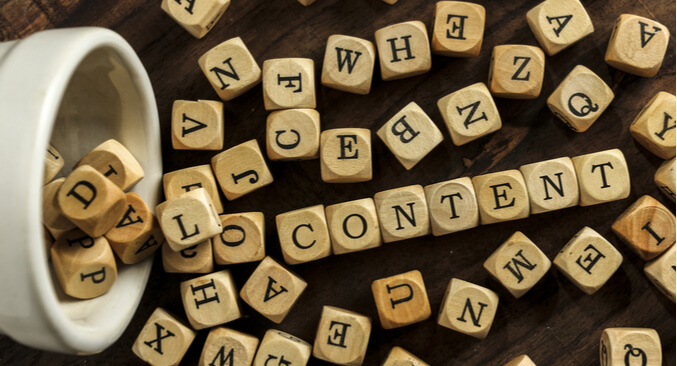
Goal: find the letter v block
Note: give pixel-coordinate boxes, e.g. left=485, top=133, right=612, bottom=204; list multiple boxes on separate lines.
left=321, top=128, right=372, bottom=183
left=437, top=82, right=501, bottom=146
left=156, top=188, right=222, bottom=251
left=161, top=0, right=230, bottom=39
left=313, top=306, right=372, bottom=365
left=212, top=139, right=274, bottom=200
left=520, top=157, right=579, bottom=214
left=199, top=37, right=262, bottom=101
left=630, top=92, right=676, bottom=159
left=472, top=170, right=530, bottom=225
left=572, top=149, right=630, bottom=206
left=605, top=14, right=670, bottom=77
left=488, top=45, right=545, bottom=99
left=132, top=307, right=196, bottom=366
left=431, top=1, right=486, bottom=57
left=437, top=278, right=499, bottom=339
left=276, top=205, right=333, bottom=264
left=371, top=270, right=431, bottom=329
left=253, top=330, right=312, bottom=366
left=526, top=0, right=594, bottom=56
left=199, top=327, right=259, bottom=366
left=171, top=100, right=224, bottom=150
left=73, top=139, right=145, bottom=191
left=374, top=185, right=431, bottom=243
left=262, top=58, right=316, bottom=111
left=375, top=21, right=431, bottom=81
left=322, top=35, right=376, bottom=95
left=180, top=270, right=242, bottom=330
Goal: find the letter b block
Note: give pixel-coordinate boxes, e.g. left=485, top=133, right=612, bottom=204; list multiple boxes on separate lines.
left=371, top=270, right=431, bottom=329
left=212, top=139, right=274, bottom=200
left=156, top=188, right=222, bottom=251
left=375, top=21, right=431, bottom=81
left=630, top=92, right=676, bottom=159
left=472, top=170, right=530, bottom=225
left=266, top=109, right=321, bottom=161
left=171, top=100, right=224, bottom=150
left=161, top=0, right=230, bottom=39
left=180, top=270, right=241, bottom=330
left=198, top=37, right=261, bottom=101
left=262, top=58, right=316, bottom=111
left=321, top=128, right=372, bottom=183
left=253, top=330, right=312, bottom=366
left=526, top=0, right=594, bottom=56
left=132, top=307, right=196, bottom=366
left=605, top=14, right=670, bottom=77
left=600, top=328, right=662, bottom=366
left=437, top=82, right=502, bottom=146
left=437, top=278, right=499, bottom=339
left=572, top=149, right=630, bottom=206
left=322, top=35, right=377, bottom=95
left=276, top=205, right=332, bottom=265
left=432, top=1, right=485, bottom=57
left=312, top=306, right=372, bottom=365
left=519, top=157, right=579, bottom=214
left=488, top=45, right=545, bottom=99
left=374, top=185, right=431, bottom=243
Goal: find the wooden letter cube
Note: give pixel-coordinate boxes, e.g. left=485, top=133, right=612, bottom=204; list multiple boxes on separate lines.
left=437, top=82, right=501, bottom=146
left=600, top=328, right=662, bottom=366
left=180, top=270, right=242, bottom=330
left=630, top=91, right=676, bottom=159
left=42, top=178, right=76, bottom=239
left=644, top=244, right=676, bottom=302
left=312, top=306, right=372, bottom=365
left=374, top=185, right=430, bottom=243
left=171, top=100, right=224, bottom=151
left=554, top=227, right=622, bottom=294
left=297, top=0, right=316, bottom=5
left=655, top=157, right=676, bottom=202
left=571, top=149, right=630, bottom=206
left=322, top=35, right=376, bottom=94
left=437, top=278, right=499, bottom=339
left=44, top=144, right=64, bottom=184
left=163, top=164, right=224, bottom=214
left=504, top=355, right=537, bottom=366
left=612, top=195, right=675, bottom=261
left=605, top=14, right=670, bottom=77
left=519, top=157, right=579, bottom=214
left=240, top=256, right=308, bottom=323
left=488, top=45, right=545, bottom=99
left=472, top=170, right=530, bottom=225
left=214, top=212, right=265, bottom=265
left=424, top=177, right=479, bottom=236
left=382, top=347, right=429, bottom=366
left=526, top=0, right=594, bottom=56
left=372, top=270, right=431, bottom=329
left=156, top=188, right=222, bottom=251
left=198, top=37, right=261, bottom=101
left=162, top=240, right=214, bottom=274
left=262, top=58, right=315, bottom=111
left=199, top=327, right=259, bottom=366
left=276, top=205, right=332, bottom=265
left=73, top=139, right=144, bottom=191
left=375, top=21, right=431, bottom=81
left=211, top=139, right=274, bottom=200
left=483, top=231, right=551, bottom=298
left=132, top=308, right=196, bottom=366
left=431, top=1, right=485, bottom=57
left=321, top=128, right=372, bottom=183
left=266, top=109, right=320, bottom=161
left=325, top=198, right=382, bottom=255
left=161, top=0, right=229, bottom=39
left=377, top=102, right=444, bottom=170
left=253, top=330, right=312, bottom=366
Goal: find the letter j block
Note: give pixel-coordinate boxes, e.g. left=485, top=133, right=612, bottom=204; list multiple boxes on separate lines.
left=371, top=270, right=431, bottom=329
left=437, top=278, right=499, bottom=339
left=571, top=148, right=630, bottom=206
left=312, top=306, right=372, bottom=365
left=211, top=139, right=274, bottom=200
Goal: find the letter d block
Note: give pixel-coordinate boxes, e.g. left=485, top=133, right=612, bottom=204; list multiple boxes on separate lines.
left=211, top=139, right=274, bottom=200
left=437, top=278, right=499, bottom=339
left=325, top=198, right=382, bottom=255
left=519, top=157, right=579, bottom=214
left=375, top=21, right=431, bottom=81
left=644, top=244, right=676, bottom=302
left=253, top=330, right=312, bottom=366
left=321, top=128, right=372, bottom=183
left=655, top=158, right=676, bottom=202
left=156, top=188, right=222, bottom=251
left=572, top=149, right=630, bottom=206
left=171, top=100, right=224, bottom=151
left=374, top=185, right=430, bottom=243
left=488, top=45, right=545, bottom=99
left=161, top=0, right=230, bottom=39
left=162, top=240, right=214, bottom=274
left=600, top=328, right=662, bottom=366
left=605, top=14, right=670, bottom=77
left=382, top=347, right=429, bottom=366
left=132, top=308, right=196, bottom=366
left=262, top=58, right=316, bottom=111
left=198, top=37, right=261, bottom=101
left=73, top=139, right=144, bottom=191
left=313, top=306, right=372, bottom=365
left=472, top=170, right=530, bottom=225
left=431, top=1, right=486, bottom=57
left=180, top=270, right=242, bottom=330
left=199, top=327, right=259, bottom=366
left=371, top=270, right=431, bottom=329
left=437, top=82, right=501, bottom=146
left=321, top=35, right=376, bottom=95
left=630, top=92, right=676, bottom=159
left=526, top=0, right=594, bottom=56
left=276, top=205, right=332, bottom=265
left=266, top=109, right=320, bottom=161
left=214, top=212, right=265, bottom=265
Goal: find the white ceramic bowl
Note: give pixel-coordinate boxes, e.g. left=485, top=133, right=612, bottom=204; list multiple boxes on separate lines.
left=0, top=27, right=162, bottom=354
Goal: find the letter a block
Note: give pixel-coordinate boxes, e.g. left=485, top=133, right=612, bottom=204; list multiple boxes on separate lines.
left=431, top=1, right=485, bottom=57
left=504, top=355, right=536, bottom=366
left=132, top=308, right=196, bottom=366
left=73, top=139, right=144, bottom=191
left=325, top=198, right=382, bottom=255
left=644, top=244, right=676, bottom=302
left=526, top=0, right=594, bottom=56
left=321, top=128, right=372, bottom=183
left=171, top=100, right=224, bottom=151
left=382, top=347, right=429, bottom=366
left=488, top=45, right=545, bottom=99
left=424, top=177, right=479, bottom=236
left=276, top=205, right=332, bottom=265
left=163, top=164, right=224, bottom=214
left=437, top=278, right=499, bottom=339
left=198, top=37, right=261, bottom=101
left=554, top=227, right=622, bottom=294
left=214, top=212, right=265, bottom=265
left=312, top=306, right=372, bottom=365
left=322, top=35, right=376, bottom=95
left=162, top=240, right=214, bottom=274
left=630, top=92, right=676, bottom=159
left=519, top=157, right=579, bottom=214
left=42, top=178, right=76, bottom=239
left=605, top=14, right=670, bottom=77
left=655, top=158, right=676, bottom=202
left=211, top=139, right=274, bottom=200
left=472, top=170, right=530, bottom=225
left=44, top=144, right=64, bottom=184
left=266, top=109, right=320, bottom=161
left=161, top=0, right=230, bottom=39
left=572, top=149, right=630, bottom=206
left=600, top=328, right=662, bottom=366
left=180, top=270, right=242, bottom=330
left=199, top=327, right=259, bottom=366
left=262, top=58, right=316, bottom=111
left=371, top=270, right=431, bottom=329
left=253, top=330, right=311, bottom=366
left=437, top=82, right=502, bottom=146
left=374, top=185, right=431, bottom=243
left=156, top=188, right=222, bottom=251
left=375, top=21, right=431, bottom=81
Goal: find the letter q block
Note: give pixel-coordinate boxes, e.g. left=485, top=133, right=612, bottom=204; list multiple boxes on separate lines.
left=371, top=270, right=431, bottom=329
left=472, top=170, right=530, bottom=225
left=605, top=14, right=670, bottom=77
left=276, top=204, right=332, bottom=265
left=600, top=328, right=662, bottom=366
left=312, top=306, right=372, bottom=365
left=321, top=128, right=372, bottom=183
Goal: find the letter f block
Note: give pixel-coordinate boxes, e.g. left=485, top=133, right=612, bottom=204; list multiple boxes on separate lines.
left=313, top=306, right=372, bottom=365
left=437, top=278, right=499, bottom=339
left=371, top=270, right=431, bottom=329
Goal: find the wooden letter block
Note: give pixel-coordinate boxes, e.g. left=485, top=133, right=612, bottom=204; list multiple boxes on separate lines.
left=504, top=355, right=537, bottom=366
left=655, top=157, right=676, bottom=202
left=483, top=231, right=551, bottom=298
left=180, top=270, right=242, bottom=330
left=262, top=58, right=315, bottom=111
left=297, top=0, right=316, bottom=5
left=472, top=170, right=530, bottom=225
left=163, top=164, right=224, bottom=214
left=156, top=188, right=222, bottom=251
left=630, top=92, right=676, bottom=159
left=266, top=109, right=320, bottom=161
left=519, top=157, right=579, bottom=214
left=424, top=177, right=479, bottom=236
left=325, top=198, right=382, bottom=255
left=199, top=327, right=259, bottom=366
left=161, top=0, right=229, bottom=39
left=554, top=227, right=622, bottom=294
left=198, top=37, right=261, bottom=101
left=600, top=328, right=662, bottom=366
left=276, top=205, right=332, bottom=265
left=526, top=0, right=593, bottom=56
left=431, top=1, right=485, bottom=57
left=105, top=192, right=164, bottom=264
left=73, top=139, right=144, bottom=191
left=42, top=178, right=76, bottom=240
left=321, top=128, right=372, bottom=183
left=382, top=0, right=397, bottom=4
left=321, top=35, right=376, bottom=94
left=382, top=347, right=429, bottom=366
left=375, top=21, right=431, bottom=81
left=437, top=82, right=501, bottom=146
left=253, top=330, right=311, bottom=366
left=214, top=212, right=265, bottom=265
left=132, top=308, right=196, bottom=366
left=372, top=270, right=431, bottom=329
left=377, top=102, right=443, bottom=170
left=312, top=306, right=371, bottom=365
left=374, top=185, right=430, bottom=243
left=44, top=144, right=64, bottom=184
left=212, top=139, right=274, bottom=200
left=571, top=149, right=630, bottom=206
left=437, top=278, right=499, bottom=339
left=644, top=244, right=676, bottom=302
left=162, top=240, right=214, bottom=274
left=240, top=256, right=308, bottom=323
left=51, top=228, right=117, bottom=299
left=171, top=100, right=224, bottom=151
left=611, top=195, right=676, bottom=261
left=605, top=14, right=670, bottom=77
left=488, top=45, right=545, bottom=99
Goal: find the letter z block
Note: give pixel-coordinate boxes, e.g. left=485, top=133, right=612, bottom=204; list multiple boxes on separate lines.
left=382, top=347, right=429, bottom=366
left=132, top=307, right=196, bottom=366
left=605, top=14, right=670, bottom=77
left=162, top=240, right=214, bottom=274
left=73, top=139, right=144, bottom=191
left=180, top=270, right=242, bottom=330
left=571, top=149, right=630, bottom=206
left=437, top=278, right=499, bottom=339
left=488, top=45, right=545, bottom=99
left=276, top=205, right=332, bottom=265
left=655, top=158, right=676, bottom=202
left=437, top=82, right=501, bottom=146
left=266, top=109, right=320, bottom=161
left=44, top=144, right=64, bottom=184
left=171, top=100, right=224, bottom=150
left=312, top=306, right=372, bottom=365
left=322, top=35, right=376, bottom=95
left=214, top=212, right=265, bottom=265
left=630, top=92, right=676, bottom=159
left=163, top=164, right=224, bottom=214
left=504, top=355, right=537, bottom=366
left=198, top=37, right=261, bottom=101
left=321, top=128, right=372, bottom=183
left=262, top=58, right=315, bottom=111
left=526, top=0, right=594, bottom=56
left=424, top=177, right=479, bottom=236
left=371, top=270, right=431, bottom=329
left=374, top=185, right=431, bottom=243
left=156, top=188, right=222, bottom=251
left=431, top=1, right=486, bottom=57
left=375, top=21, right=431, bottom=81
left=519, top=157, right=579, bottom=214
left=211, top=139, right=274, bottom=200
left=472, top=170, right=530, bottom=225
left=600, top=328, right=662, bottom=366
left=161, top=0, right=230, bottom=39
left=325, top=198, right=382, bottom=255
left=199, top=327, right=259, bottom=366
left=253, top=330, right=312, bottom=366
left=644, top=244, right=676, bottom=302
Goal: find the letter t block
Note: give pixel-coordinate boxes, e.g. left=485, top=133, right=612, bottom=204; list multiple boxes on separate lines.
left=312, top=306, right=372, bottom=365
left=371, top=270, right=431, bottom=329
left=571, top=149, right=630, bottom=206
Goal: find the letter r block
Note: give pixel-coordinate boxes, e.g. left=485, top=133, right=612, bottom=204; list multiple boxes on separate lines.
left=161, top=0, right=230, bottom=39
left=266, top=109, right=321, bottom=161
left=371, top=270, right=431, bottom=329
left=132, top=307, right=196, bottom=366
left=211, top=139, right=274, bottom=200
left=156, top=188, right=222, bottom=251
left=431, top=1, right=486, bottom=57
left=198, top=37, right=262, bottom=101
left=276, top=204, right=332, bottom=265
left=180, top=270, right=241, bottom=330
left=488, top=45, right=545, bottom=99
left=630, top=92, right=676, bottom=159
left=321, top=128, right=372, bottom=183
left=199, top=327, right=259, bottom=366
left=437, top=82, right=502, bottom=146
left=171, top=100, right=224, bottom=150
left=262, top=58, right=316, bottom=111
left=605, top=14, right=670, bottom=77
left=375, top=21, right=431, bottom=81
left=322, top=35, right=376, bottom=95
left=526, top=0, right=594, bottom=56
left=571, top=149, right=630, bottom=206
left=374, top=185, right=430, bottom=243
left=312, top=306, right=372, bottom=365
left=600, top=328, right=662, bottom=366
left=472, top=170, right=530, bottom=225
left=437, top=278, right=499, bottom=339
left=519, top=157, right=579, bottom=214
left=252, top=330, right=312, bottom=366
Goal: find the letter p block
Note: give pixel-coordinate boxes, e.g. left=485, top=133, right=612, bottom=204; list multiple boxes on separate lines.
left=371, top=270, right=431, bottom=329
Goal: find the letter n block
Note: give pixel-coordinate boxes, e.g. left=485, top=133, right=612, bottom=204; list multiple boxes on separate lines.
left=630, top=92, right=676, bottom=159
left=211, top=139, right=274, bottom=200
left=504, top=355, right=536, bottom=366
left=262, top=58, right=315, bottom=111
left=161, top=0, right=230, bottom=39
left=321, top=128, right=372, bottom=183
left=488, top=45, right=545, bottom=99
left=198, top=37, right=261, bottom=101
left=180, top=270, right=241, bottom=330
left=44, top=144, right=64, bottom=184
left=605, top=14, right=670, bottom=77
left=322, top=35, right=377, bottom=95
left=374, top=185, right=430, bottom=243
left=214, top=212, right=265, bottom=265
left=73, top=139, right=145, bottom=191
left=163, top=164, right=224, bottom=214
left=132, top=308, right=196, bottom=366
left=375, top=21, right=431, bottom=81
left=371, top=270, right=431, bottom=329
left=156, top=188, right=222, bottom=251
left=472, top=170, right=530, bottom=225
left=644, top=244, right=676, bottom=302
left=571, top=149, right=630, bottom=206
left=171, top=100, right=224, bottom=150
left=600, top=328, right=662, bottom=366
left=431, top=1, right=486, bottom=57
left=199, top=327, right=259, bottom=366
left=382, top=347, right=429, bottom=366
left=655, top=158, right=676, bottom=202
left=424, top=177, right=479, bottom=236
left=277, top=205, right=332, bottom=265
left=266, top=109, right=320, bottom=161
left=312, top=306, right=372, bottom=365
left=437, top=82, right=501, bottom=146
left=325, top=198, right=382, bottom=255
left=162, top=240, right=214, bottom=274
left=526, top=0, right=594, bottom=56
left=252, top=330, right=312, bottom=366
left=519, top=157, right=579, bottom=214
left=437, top=278, right=499, bottom=339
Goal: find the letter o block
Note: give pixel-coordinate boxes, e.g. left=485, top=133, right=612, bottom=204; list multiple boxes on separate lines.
left=73, top=139, right=145, bottom=191
left=132, top=308, right=196, bottom=366
left=312, top=306, right=372, bottom=365
left=644, top=244, right=676, bottom=302
left=262, top=58, right=316, bottom=111
left=572, top=149, right=630, bottom=206
left=198, top=37, right=261, bottom=101
left=600, top=328, right=662, bottom=366
left=214, top=212, right=265, bottom=265
left=655, top=158, right=676, bottom=202
left=321, top=128, right=372, bottom=183
left=519, top=157, right=579, bottom=214
left=325, top=198, right=382, bottom=255
left=431, top=1, right=485, bottom=57
left=605, top=14, right=670, bottom=77
left=180, top=270, right=242, bottom=330
left=630, top=92, right=676, bottom=159
left=382, top=347, right=429, bottom=366
left=276, top=205, right=332, bottom=265
left=211, top=139, right=274, bottom=200
left=199, top=327, right=259, bottom=366
left=321, top=35, right=376, bottom=95
left=266, top=109, right=320, bottom=161
left=472, top=170, right=530, bottom=225
left=374, top=185, right=431, bottom=243
left=488, top=45, right=545, bottom=99
left=252, top=330, right=312, bottom=366
left=437, top=278, right=499, bottom=339
left=171, top=100, right=224, bottom=151
left=424, top=177, right=480, bottom=236
left=437, top=82, right=501, bottom=146
left=160, top=0, right=230, bottom=39
left=371, top=270, right=431, bottom=329
left=526, top=0, right=594, bottom=56
left=375, top=21, right=431, bottom=81
left=156, top=188, right=222, bottom=251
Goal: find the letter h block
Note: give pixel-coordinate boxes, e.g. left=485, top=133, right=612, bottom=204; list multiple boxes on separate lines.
left=212, top=139, right=274, bottom=200
left=472, top=170, right=530, bottom=225
left=371, top=270, right=431, bottom=329
left=431, top=1, right=486, bottom=57
left=519, top=157, right=579, bottom=214
left=526, top=0, right=594, bottom=56
left=276, top=205, right=333, bottom=265
left=321, top=35, right=377, bottom=95
left=321, top=128, right=372, bottom=183
left=171, top=99, right=224, bottom=150
left=180, top=270, right=241, bottom=330
left=605, top=14, right=670, bottom=77
left=488, top=45, right=545, bottom=99
left=437, top=278, right=499, bottom=339
left=262, top=58, right=316, bottom=111
left=374, top=185, right=431, bottom=243
left=253, top=330, right=312, bottom=366
left=571, top=149, right=630, bottom=206
left=198, top=37, right=262, bottom=101
left=161, top=0, right=230, bottom=39
left=266, top=109, right=321, bottom=161
left=132, top=307, right=196, bottom=366
left=312, top=306, right=372, bottom=365
left=375, top=21, right=431, bottom=81
left=630, top=92, right=676, bottom=159
left=600, top=328, right=662, bottom=366
left=199, top=327, right=259, bottom=366
left=437, top=82, right=502, bottom=146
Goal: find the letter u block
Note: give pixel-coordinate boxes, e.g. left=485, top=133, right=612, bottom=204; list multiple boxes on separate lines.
left=214, top=212, right=265, bottom=265
left=321, top=35, right=377, bottom=95
left=375, top=21, right=431, bottom=81
left=437, top=278, right=499, bottom=339
left=312, top=306, right=372, bottom=365
left=199, top=327, right=259, bottom=366
left=198, top=37, right=261, bottom=101
left=424, top=177, right=480, bottom=236
left=266, top=109, right=320, bottom=161
left=431, top=1, right=486, bottom=57
left=253, top=330, right=312, bottom=366
left=571, top=149, right=630, bottom=206
left=325, top=198, right=382, bottom=255
left=211, top=139, right=274, bottom=200
left=374, top=185, right=430, bottom=243
left=171, top=99, right=224, bottom=150
left=180, top=270, right=241, bottom=330
left=644, top=244, right=676, bottom=302
left=526, top=0, right=594, bottom=56
left=262, top=58, right=316, bottom=111
left=161, top=0, right=230, bottom=39
left=371, top=270, right=431, bottom=329
left=321, top=128, right=372, bottom=183
left=162, top=240, right=214, bottom=274
left=630, top=92, right=676, bottom=159
left=600, top=328, right=662, bottom=366
left=276, top=204, right=332, bottom=264
left=156, top=188, right=222, bottom=251
left=488, top=45, right=545, bottom=99
left=655, top=158, right=676, bottom=202
left=382, top=347, right=429, bottom=366
left=519, top=157, right=579, bottom=214
left=132, top=308, right=196, bottom=366
left=163, top=164, right=224, bottom=214
left=437, top=82, right=501, bottom=146
left=605, top=14, right=670, bottom=77
left=73, top=139, right=145, bottom=191
left=472, top=170, right=530, bottom=225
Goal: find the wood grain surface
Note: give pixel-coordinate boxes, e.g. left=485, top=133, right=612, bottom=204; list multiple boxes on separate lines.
left=0, top=0, right=675, bottom=364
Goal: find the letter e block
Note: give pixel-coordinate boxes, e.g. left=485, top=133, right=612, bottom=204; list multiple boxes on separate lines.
left=382, top=347, right=429, bottom=366
left=156, top=188, right=222, bottom=251
left=605, top=14, right=670, bottom=77
left=371, top=270, right=431, bottom=329
left=162, top=240, right=214, bottom=274
left=253, top=330, right=311, bottom=366
left=322, top=35, right=376, bottom=95
left=163, top=164, right=224, bottom=214
left=171, top=100, right=224, bottom=151
left=424, top=177, right=479, bottom=236
left=520, top=157, right=579, bottom=214
left=198, top=37, right=261, bottom=101
left=212, top=139, right=274, bottom=200
left=214, top=212, right=265, bottom=265
left=180, top=270, right=241, bottom=330
left=630, top=92, right=676, bottom=159
left=276, top=205, right=332, bottom=265
left=374, top=185, right=430, bottom=243
left=266, top=109, right=320, bottom=161
left=326, top=198, right=382, bottom=255
left=655, top=158, right=676, bottom=202
left=132, top=308, right=196, bottom=366
left=321, top=128, right=372, bottom=183
left=488, top=45, right=545, bottom=99
left=437, top=82, right=501, bottom=146
left=262, top=58, right=315, bottom=111
left=437, top=278, right=499, bottom=339
left=504, top=355, right=537, bottom=366
left=431, top=1, right=485, bottom=57
left=199, top=327, right=259, bottom=366
left=44, top=144, right=64, bottom=184
left=42, top=178, right=76, bottom=240
left=375, top=21, right=431, bottom=81
left=572, top=149, right=630, bottom=206
left=600, top=328, right=662, bottom=366
left=73, top=139, right=144, bottom=191
left=313, top=306, right=371, bottom=365
left=644, top=244, right=676, bottom=302
left=526, top=0, right=594, bottom=56
left=472, top=170, right=530, bottom=225
left=161, top=0, right=230, bottom=39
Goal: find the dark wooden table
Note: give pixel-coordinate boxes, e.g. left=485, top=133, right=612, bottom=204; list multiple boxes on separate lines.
left=1, top=0, right=675, bottom=364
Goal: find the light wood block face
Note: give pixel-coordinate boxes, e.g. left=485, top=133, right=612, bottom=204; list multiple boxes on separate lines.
left=253, top=330, right=312, bottom=366
left=504, top=354, right=537, bottom=366
left=424, top=177, right=479, bottom=236
left=44, top=144, right=64, bottom=184
left=519, top=157, right=579, bottom=214
left=132, top=307, right=196, bottom=366
left=600, top=328, right=662, bottom=366
left=214, top=212, right=265, bottom=265
left=374, top=185, right=430, bottom=243
left=297, top=0, right=316, bottom=5
left=180, top=270, right=242, bottom=330
left=655, top=157, right=676, bottom=202
left=276, top=205, right=332, bottom=265
left=605, top=14, right=670, bottom=77
left=488, top=45, right=545, bottom=99
left=375, top=21, right=431, bottom=81
left=160, top=0, right=230, bottom=39
left=312, top=306, right=372, bottom=365
left=211, top=139, right=274, bottom=200
left=483, top=231, right=551, bottom=298
left=156, top=188, right=222, bottom=251
left=431, top=1, right=485, bottom=57
left=162, top=240, right=214, bottom=274
left=377, top=102, right=444, bottom=170
left=630, top=92, right=676, bottom=159
left=645, top=244, right=676, bottom=302
left=321, top=128, right=372, bottom=183
left=371, top=270, right=431, bottom=329
left=611, top=195, right=676, bottom=261
left=163, top=164, right=224, bottom=214
left=382, top=347, right=429, bottom=366
left=526, top=0, right=594, bottom=56
left=437, top=278, right=499, bottom=339
left=198, top=37, right=261, bottom=101
left=262, top=58, right=316, bottom=111
left=437, top=82, right=501, bottom=146
left=382, top=0, right=398, bottom=4
left=57, top=165, right=127, bottom=238
left=325, top=198, right=382, bottom=255
left=266, top=109, right=320, bottom=161
left=472, top=170, right=530, bottom=225
left=171, top=100, right=224, bottom=151
left=571, top=149, right=630, bottom=206
left=42, top=178, right=76, bottom=240
left=50, top=229, right=117, bottom=299
left=322, top=35, right=376, bottom=94
left=240, top=256, right=308, bottom=323
left=105, top=192, right=164, bottom=264
left=554, top=227, right=622, bottom=294
left=73, top=139, right=144, bottom=191
left=199, top=327, right=260, bottom=366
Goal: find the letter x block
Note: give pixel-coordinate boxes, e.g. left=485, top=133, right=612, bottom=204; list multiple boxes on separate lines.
left=519, top=157, right=579, bottom=214
left=266, top=109, right=320, bottom=161
left=156, top=188, right=222, bottom=251
left=375, top=21, right=431, bottom=81
left=630, top=92, right=676, bottom=159
left=211, top=139, right=274, bottom=200
left=262, top=58, right=316, bottom=111
left=424, top=177, right=479, bottom=236
left=600, top=328, right=662, bottom=366
left=325, top=198, right=382, bottom=255
left=382, top=347, right=429, bottom=366
left=253, top=330, right=312, bottom=366
left=214, top=212, right=266, bottom=265
left=488, top=45, right=545, bottom=99
left=437, top=82, right=502, bottom=146
left=655, top=158, right=676, bottom=202
left=431, top=1, right=486, bottom=57
left=312, top=306, right=372, bottom=365
left=437, top=278, right=499, bottom=339
left=374, top=185, right=431, bottom=243
left=276, top=205, right=332, bottom=265
left=161, top=0, right=230, bottom=39
left=571, top=149, right=630, bottom=206
left=198, top=37, right=261, bottom=101
left=163, top=164, right=224, bottom=214
left=322, top=35, right=376, bottom=95
left=371, top=270, right=431, bottom=329
left=526, top=0, right=594, bottom=56
left=504, top=355, right=536, bottom=366
left=472, top=170, right=530, bottom=225
left=132, top=308, right=196, bottom=366
left=605, top=14, right=670, bottom=77
left=199, top=327, right=259, bottom=366
left=180, top=270, right=241, bottom=330
left=162, top=240, right=214, bottom=274
left=44, top=144, right=64, bottom=184
left=644, top=244, right=676, bottom=302
left=171, top=100, right=224, bottom=151
left=321, top=128, right=372, bottom=183
left=73, top=139, right=144, bottom=191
